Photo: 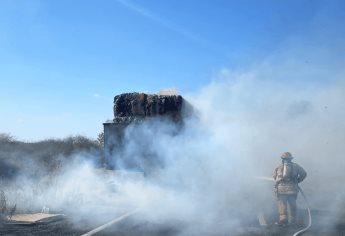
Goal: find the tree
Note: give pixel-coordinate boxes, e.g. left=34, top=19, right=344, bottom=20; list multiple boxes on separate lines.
left=0, top=133, right=15, bottom=144
left=96, top=132, right=104, bottom=149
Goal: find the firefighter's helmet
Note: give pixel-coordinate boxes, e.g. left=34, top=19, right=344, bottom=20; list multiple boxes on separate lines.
left=281, top=152, right=293, bottom=159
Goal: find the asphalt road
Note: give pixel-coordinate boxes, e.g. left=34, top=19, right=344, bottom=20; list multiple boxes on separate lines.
left=1, top=214, right=344, bottom=236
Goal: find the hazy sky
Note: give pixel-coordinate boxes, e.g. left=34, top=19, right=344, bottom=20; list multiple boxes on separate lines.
left=0, top=0, right=344, bottom=141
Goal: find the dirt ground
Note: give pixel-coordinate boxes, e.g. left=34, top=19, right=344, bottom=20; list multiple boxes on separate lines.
left=0, top=218, right=87, bottom=236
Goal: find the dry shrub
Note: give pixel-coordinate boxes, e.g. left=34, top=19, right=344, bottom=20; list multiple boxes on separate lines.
left=0, top=190, right=16, bottom=222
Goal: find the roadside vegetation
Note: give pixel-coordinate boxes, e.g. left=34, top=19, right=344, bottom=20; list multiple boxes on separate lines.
left=0, top=133, right=104, bottom=219
left=0, top=133, right=103, bottom=180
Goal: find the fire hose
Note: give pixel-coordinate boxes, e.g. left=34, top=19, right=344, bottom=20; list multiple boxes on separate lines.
left=292, top=185, right=311, bottom=236
left=255, top=177, right=312, bottom=236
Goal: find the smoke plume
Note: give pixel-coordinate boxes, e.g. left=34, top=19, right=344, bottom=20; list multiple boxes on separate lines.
left=2, top=40, right=345, bottom=234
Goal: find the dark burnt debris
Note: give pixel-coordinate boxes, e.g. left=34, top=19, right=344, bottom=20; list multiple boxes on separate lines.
left=103, top=92, right=190, bottom=171
left=113, top=93, right=184, bottom=124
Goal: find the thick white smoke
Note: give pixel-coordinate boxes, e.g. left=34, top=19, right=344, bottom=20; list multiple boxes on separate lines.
left=4, top=54, right=345, bottom=233
left=91, top=59, right=344, bottom=234
left=158, top=87, right=178, bottom=96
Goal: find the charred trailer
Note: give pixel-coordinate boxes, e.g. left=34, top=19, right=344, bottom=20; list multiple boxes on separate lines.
left=103, top=92, right=191, bottom=173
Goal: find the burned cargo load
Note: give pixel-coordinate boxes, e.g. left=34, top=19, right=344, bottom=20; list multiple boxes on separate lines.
left=103, top=92, right=190, bottom=172
left=113, top=93, right=183, bottom=123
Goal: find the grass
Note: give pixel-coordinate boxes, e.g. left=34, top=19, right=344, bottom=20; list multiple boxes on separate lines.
left=0, top=133, right=104, bottom=216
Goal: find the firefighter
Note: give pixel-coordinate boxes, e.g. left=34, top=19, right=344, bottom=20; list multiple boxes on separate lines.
left=273, top=152, right=307, bottom=226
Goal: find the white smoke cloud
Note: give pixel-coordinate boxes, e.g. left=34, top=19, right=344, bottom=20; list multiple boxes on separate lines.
left=103, top=55, right=345, bottom=233
left=158, top=87, right=178, bottom=96
left=3, top=40, right=345, bottom=234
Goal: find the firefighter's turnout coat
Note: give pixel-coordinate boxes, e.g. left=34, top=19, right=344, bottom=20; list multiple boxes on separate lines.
left=273, top=162, right=307, bottom=194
